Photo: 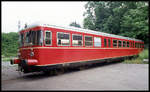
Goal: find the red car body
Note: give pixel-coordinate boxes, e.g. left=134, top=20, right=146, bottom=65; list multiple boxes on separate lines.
left=10, top=24, right=144, bottom=73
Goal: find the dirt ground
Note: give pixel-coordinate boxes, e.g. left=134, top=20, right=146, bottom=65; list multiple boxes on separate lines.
left=1, top=61, right=149, bottom=91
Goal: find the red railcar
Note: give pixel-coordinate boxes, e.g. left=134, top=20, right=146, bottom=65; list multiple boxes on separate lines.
left=10, top=23, right=144, bottom=73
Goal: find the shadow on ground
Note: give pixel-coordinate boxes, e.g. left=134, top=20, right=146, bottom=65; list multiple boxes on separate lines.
left=21, top=61, right=123, bottom=81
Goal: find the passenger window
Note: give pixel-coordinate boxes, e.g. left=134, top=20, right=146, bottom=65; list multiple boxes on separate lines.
left=127, top=41, right=129, bottom=47
left=118, top=40, right=122, bottom=47
left=113, top=40, right=117, bottom=47
left=108, top=39, right=111, bottom=47
left=72, top=34, right=83, bottom=46
left=135, top=43, right=137, bottom=48
left=94, top=37, right=101, bottom=47
left=37, top=30, right=43, bottom=46
left=131, top=42, right=133, bottom=47
left=123, top=41, right=126, bottom=47
left=140, top=44, right=142, bottom=48
left=85, top=36, right=93, bottom=46
left=138, top=43, right=140, bottom=48
left=45, top=31, right=52, bottom=45
left=57, top=32, right=70, bottom=46
left=104, top=38, right=107, bottom=47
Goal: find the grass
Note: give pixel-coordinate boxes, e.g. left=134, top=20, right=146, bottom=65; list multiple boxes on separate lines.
left=2, top=57, right=11, bottom=62
left=2, top=57, right=16, bottom=62
left=123, top=49, right=149, bottom=64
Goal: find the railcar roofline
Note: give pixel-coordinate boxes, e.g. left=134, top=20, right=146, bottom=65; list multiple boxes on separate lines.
left=19, top=23, right=143, bottom=42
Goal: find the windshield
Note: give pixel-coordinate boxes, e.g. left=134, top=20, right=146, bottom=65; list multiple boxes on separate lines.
left=20, top=30, right=43, bottom=47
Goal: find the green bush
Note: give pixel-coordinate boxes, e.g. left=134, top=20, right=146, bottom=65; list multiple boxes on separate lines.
left=123, top=49, right=149, bottom=64
left=139, top=49, right=149, bottom=60
left=2, top=32, right=19, bottom=57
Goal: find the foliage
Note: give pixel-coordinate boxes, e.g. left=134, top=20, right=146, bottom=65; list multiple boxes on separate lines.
left=2, top=32, right=19, bottom=57
left=69, top=21, right=81, bottom=28
left=123, top=49, right=149, bottom=64
left=83, top=1, right=149, bottom=44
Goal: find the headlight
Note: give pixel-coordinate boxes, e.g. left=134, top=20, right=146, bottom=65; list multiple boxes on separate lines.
left=30, top=52, right=34, bottom=57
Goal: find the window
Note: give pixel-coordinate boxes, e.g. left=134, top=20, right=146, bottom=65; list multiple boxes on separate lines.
left=37, top=30, right=43, bottom=46
left=19, top=33, right=24, bottom=47
left=127, top=41, right=129, bottom=47
left=94, top=37, right=101, bottom=47
left=131, top=42, right=133, bottom=48
left=123, top=41, right=126, bottom=47
left=45, top=31, right=52, bottom=45
left=25, top=31, right=30, bottom=44
left=85, top=36, right=93, bottom=46
left=139, top=43, right=141, bottom=48
left=141, top=43, right=142, bottom=48
left=138, top=43, right=140, bottom=48
left=108, top=39, right=111, bottom=47
left=57, top=32, right=70, bottom=46
left=32, top=31, right=37, bottom=45
left=113, top=40, right=117, bottom=47
left=104, top=38, right=107, bottom=47
left=132, top=42, right=134, bottom=47
left=118, top=40, right=122, bottom=47
left=136, top=43, right=138, bottom=48
left=72, top=34, right=83, bottom=46
left=133, top=42, right=135, bottom=47
left=24, top=30, right=43, bottom=46
left=131, top=42, right=133, bottom=47
left=135, top=43, right=137, bottom=48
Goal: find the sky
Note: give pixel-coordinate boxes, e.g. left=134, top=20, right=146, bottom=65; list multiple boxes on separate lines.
left=2, top=1, right=87, bottom=33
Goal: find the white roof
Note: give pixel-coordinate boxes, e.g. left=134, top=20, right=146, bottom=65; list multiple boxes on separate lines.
left=20, top=23, right=143, bottom=42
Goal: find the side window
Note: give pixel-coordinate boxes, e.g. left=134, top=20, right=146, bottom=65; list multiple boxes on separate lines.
left=135, top=43, right=137, bottom=48
left=104, top=38, right=107, bottom=47
left=123, top=41, right=126, bottom=47
left=137, top=43, right=139, bottom=48
left=32, top=31, right=37, bottom=45
left=45, top=31, right=52, bottom=45
left=140, top=43, right=142, bottom=48
left=19, top=33, right=24, bottom=47
left=118, top=40, right=122, bottom=47
left=127, top=41, right=129, bottom=47
left=131, top=42, right=133, bottom=48
left=108, top=39, right=111, bottom=47
left=37, top=30, right=43, bottom=46
left=72, top=34, right=83, bottom=46
left=138, top=43, right=140, bottom=48
left=94, top=37, right=101, bottom=47
left=57, top=32, right=70, bottom=46
left=113, top=40, right=117, bottom=48
left=85, top=36, right=93, bottom=46
left=131, top=42, right=133, bottom=47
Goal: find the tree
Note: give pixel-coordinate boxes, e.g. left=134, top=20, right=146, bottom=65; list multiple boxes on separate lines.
left=69, top=21, right=81, bottom=28
left=120, top=2, right=149, bottom=43
left=2, top=32, right=19, bottom=57
left=83, top=1, right=149, bottom=44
